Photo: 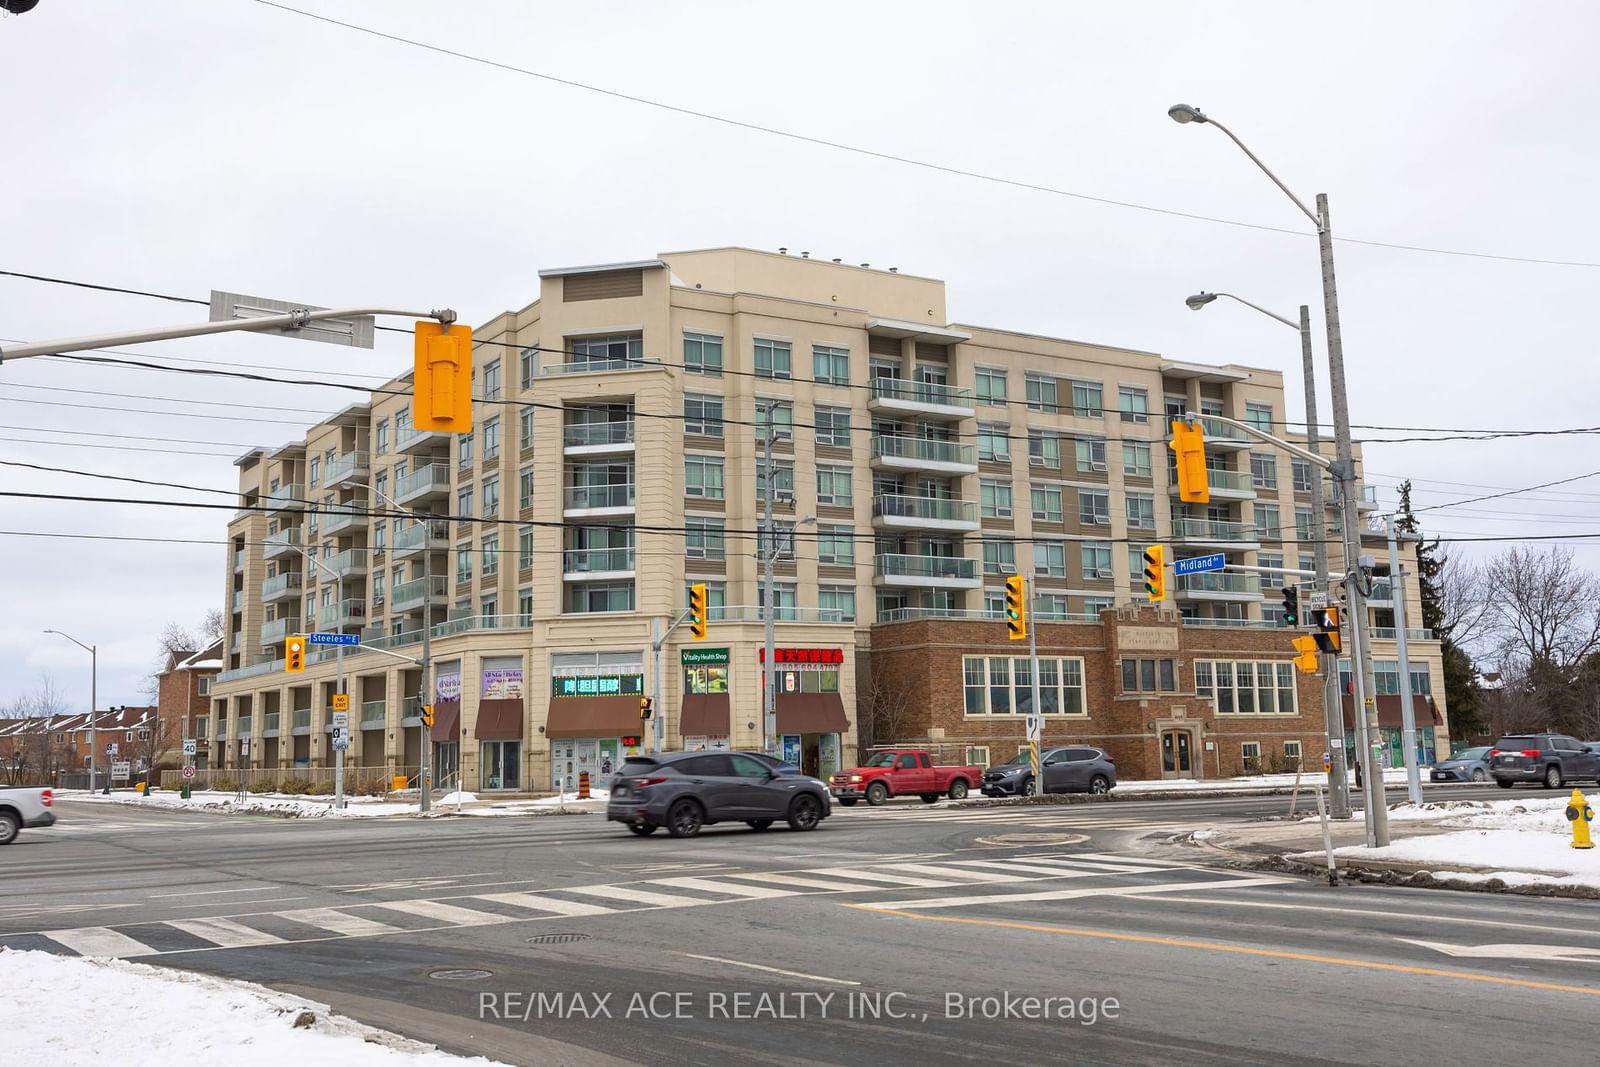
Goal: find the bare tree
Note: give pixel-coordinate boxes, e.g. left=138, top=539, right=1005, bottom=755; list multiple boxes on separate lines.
left=855, top=670, right=913, bottom=749
left=201, top=609, right=224, bottom=645
left=1485, top=547, right=1600, bottom=670
left=124, top=712, right=173, bottom=776
left=1439, top=555, right=1495, bottom=653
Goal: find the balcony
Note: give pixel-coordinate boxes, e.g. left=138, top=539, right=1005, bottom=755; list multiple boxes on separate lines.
left=291, top=709, right=311, bottom=734
left=1330, top=483, right=1381, bottom=512
left=393, top=518, right=451, bottom=558
left=260, top=572, right=303, bottom=602
left=869, top=436, right=978, bottom=476
left=323, top=451, right=369, bottom=487
left=541, top=356, right=663, bottom=376
left=319, top=598, right=367, bottom=628
left=392, top=574, right=447, bottom=613
left=866, top=378, right=976, bottom=421
left=563, top=483, right=635, bottom=517
left=1171, top=517, right=1260, bottom=550
left=322, top=498, right=370, bottom=535
left=259, top=617, right=297, bottom=645
left=1372, top=627, right=1436, bottom=641
left=326, top=548, right=368, bottom=579
left=263, top=527, right=303, bottom=559
left=709, top=606, right=850, bottom=624
left=233, top=550, right=246, bottom=574
left=267, top=483, right=305, bottom=514
left=216, top=658, right=284, bottom=684
left=562, top=547, right=636, bottom=579
left=1366, top=579, right=1395, bottom=607
left=874, top=553, right=981, bottom=590
left=396, top=464, right=451, bottom=505
left=1175, top=572, right=1264, bottom=601
left=1197, top=417, right=1251, bottom=451
left=1170, top=467, right=1256, bottom=501
left=396, top=423, right=450, bottom=455
left=262, top=711, right=280, bottom=737
left=871, top=494, right=979, bottom=532
left=231, top=590, right=244, bottom=612
left=360, top=699, right=386, bottom=730
left=562, top=420, right=636, bottom=456
left=429, top=614, right=528, bottom=638
left=228, top=632, right=241, bottom=654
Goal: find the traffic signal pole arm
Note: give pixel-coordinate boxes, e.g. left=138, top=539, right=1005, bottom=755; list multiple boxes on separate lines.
left=1184, top=411, right=1334, bottom=473
left=353, top=644, right=424, bottom=667
left=0, top=306, right=457, bottom=363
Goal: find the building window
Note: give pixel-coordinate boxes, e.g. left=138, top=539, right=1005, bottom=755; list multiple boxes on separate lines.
left=815, top=406, right=851, bottom=447
left=1121, top=657, right=1178, bottom=693
left=373, top=521, right=386, bottom=552
left=755, top=458, right=795, bottom=498
left=816, top=525, right=854, bottom=566
left=375, top=419, right=388, bottom=455
left=566, top=582, right=635, bottom=613
left=519, top=466, right=535, bottom=510
left=481, top=535, right=498, bottom=577
left=308, top=457, right=320, bottom=488
left=1030, top=484, right=1063, bottom=523
left=1036, top=593, right=1068, bottom=619
left=1078, top=489, right=1110, bottom=526
left=1292, top=459, right=1314, bottom=492
left=197, top=677, right=212, bottom=696
left=518, top=588, right=533, bottom=626
left=1118, top=386, right=1149, bottom=423
left=1241, top=741, right=1262, bottom=772
left=816, top=466, right=853, bottom=507
left=519, top=406, right=535, bottom=451
left=1251, top=453, right=1278, bottom=490
left=570, top=333, right=642, bottom=371
left=1081, top=542, right=1112, bottom=580
left=455, top=544, right=472, bottom=583
left=982, top=538, right=1015, bottom=575
left=520, top=345, right=539, bottom=390
left=755, top=400, right=794, bottom=440
left=1074, top=437, right=1107, bottom=473
left=1123, top=441, right=1152, bottom=478
left=962, top=656, right=1086, bottom=716
left=1033, top=541, right=1066, bottom=578
left=457, top=433, right=474, bottom=470
left=1295, top=505, right=1316, bottom=542
left=482, top=417, right=500, bottom=460
left=684, top=332, right=723, bottom=376
left=685, top=517, right=726, bottom=561
left=1126, top=493, right=1156, bottom=529
left=1025, top=373, right=1058, bottom=413
left=482, top=477, right=500, bottom=518
left=456, top=486, right=474, bottom=518
left=1028, top=430, right=1061, bottom=469
left=819, top=585, right=856, bottom=622
left=1070, top=380, right=1103, bottom=418
left=482, top=359, right=501, bottom=401
left=1283, top=740, right=1303, bottom=768
left=685, top=455, right=725, bottom=499
left=980, top=479, right=1013, bottom=518
left=975, top=368, right=1007, bottom=405
left=1246, top=402, right=1274, bottom=431
left=813, top=344, right=849, bottom=385
left=754, top=338, right=792, bottom=379
left=978, top=422, right=1010, bottom=462
left=687, top=581, right=727, bottom=620
left=684, top=394, right=724, bottom=437
left=983, top=588, right=1005, bottom=618
left=1254, top=504, right=1280, bottom=540
left=757, top=582, right=798, bottom=621
left=518, top=528, right=534, bottom=570
left=1195, top=660, right=1298, bottom=715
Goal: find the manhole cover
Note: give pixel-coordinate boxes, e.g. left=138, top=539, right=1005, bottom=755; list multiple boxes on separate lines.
left=429, top=968, right=493, bottom=981
left=973, top=831, right=1088, bottom=848
left=526, top=932, right=592, bottom=945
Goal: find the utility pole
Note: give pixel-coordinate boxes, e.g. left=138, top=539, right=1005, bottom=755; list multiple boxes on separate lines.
left=1026, top=574, right=1043, bottom=789
left=367, top=487, right=436, bottom=813
left=760, top=401, right=777, bottom=757
left=1386, top=516, right=1423, bottom=805
left=299, top=547, right=348, bottom=810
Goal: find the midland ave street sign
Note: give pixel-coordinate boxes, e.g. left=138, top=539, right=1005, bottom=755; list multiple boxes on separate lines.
left=1174, top=553, right=1226, bottom=576
left=307, top=633, right=359, bottom=646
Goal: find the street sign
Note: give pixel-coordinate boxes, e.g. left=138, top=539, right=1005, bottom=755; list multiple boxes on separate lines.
left=209, top=291, right=375, bottom=349
left=240, top=738, right=250, bottom=756
left=181, top=765, right=196, bottom=780
left=307, top=633, right=360, bottom=646
left=106, top=743, right=118, bottom=756
left=332, top=693, right=350, bottom=712
left=331, top=727, right=349, bottom=751
left=332, top=711, right=349, bottom=729
left=182, top=739, right=197, bottom=757
left=111, top=761, right=131, bottom=780
left=1174, top=553, right=1227, bottom=576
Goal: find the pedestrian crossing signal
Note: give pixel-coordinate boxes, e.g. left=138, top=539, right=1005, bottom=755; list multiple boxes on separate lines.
left=421, top=704, right=435, bottom=728
left=639, top=696, right=653, bottom=721
left=1314, top=606, right=1342, bottom=654
left=285, top=636, right=306, bottom=673
left=1005, top=575, right=1027, bottom=641
left=1143, top=545, right=1166, bottom=602
left=688, top=583, right=708, bottom=640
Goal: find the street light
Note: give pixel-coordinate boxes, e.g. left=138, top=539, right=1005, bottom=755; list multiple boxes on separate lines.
left=43, top=629, right=97, bottom=793
left=1182, top=289, right=1351, bottom=819
left=1169, top=102, right=1388, bottom=846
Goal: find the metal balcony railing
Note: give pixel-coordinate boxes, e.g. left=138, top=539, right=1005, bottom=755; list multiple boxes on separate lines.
left=1175, top=572, right=1263, bottom=595
left=875, top=553, right=979, bottom=581
left=871, top=494, right=978, bottom=524
left=870, top=436, right=975, bottom=467
left=562, top=421, right=635, bottom=448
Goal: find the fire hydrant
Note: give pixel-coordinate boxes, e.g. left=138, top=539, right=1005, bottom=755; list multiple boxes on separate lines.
left=1566, top=788, right=1594, bottom=850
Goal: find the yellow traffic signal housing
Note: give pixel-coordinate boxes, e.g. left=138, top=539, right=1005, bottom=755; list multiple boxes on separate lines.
left=1291, top=636, right=1320, bottom=673
left=1143, top=545, right=1166, bottom=602
left=413, top=321, right=474, bottom=433
left=421, top=703, right=436, bottom=728
left=285, top=635, right=306, bottom=673
left=688, top=583, right=709, bottom=640
left=1005, top=574, right=1028, bottom=640
left=1169, top=419, right=1210, bottom=504
left=1314, top=606, right=1342, bottom=654
left=639, top=696, right=654, bottom=720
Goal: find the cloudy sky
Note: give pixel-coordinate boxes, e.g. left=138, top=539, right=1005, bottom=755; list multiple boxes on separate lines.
left=3, top=0, right=1596, bottom=711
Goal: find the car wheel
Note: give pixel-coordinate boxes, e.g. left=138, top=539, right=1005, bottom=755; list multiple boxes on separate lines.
left=948, top=780, right=969, bottom=800
left=1471, top=769, right=1487, bottom=782
left=920, top=793, right=940, bottom=804
left=628, top=823, right=657, bottom=836
left=1496, top=778, right=1514, bottom=789
left=1545, top=765, right=1563, bottom=790
left=0, top=812, right=17, bottom=846
left=865, top=782, right=889, bottom=806
left=666, top=799, right=704, bottom=838
left=746, top=819, right=774, bottom=831
left=1089, top=775, right=1111, bottom=795
left=1021, top=777, right=1038, bottom=797
left=837, top=797, right=857, bottom=807
left=787, top=793, right=822, bottom=831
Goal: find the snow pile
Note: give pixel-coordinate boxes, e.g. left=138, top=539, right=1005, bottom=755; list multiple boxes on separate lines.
left=78, top=789, right=414, bottom=818
left=1381, top=796, right=1571, bottom=831
left=528, top=787, right=610, bottom=806
left=1117, top=768, right=1409, bottom=793
left=0, top=948, right=505, bottom=1065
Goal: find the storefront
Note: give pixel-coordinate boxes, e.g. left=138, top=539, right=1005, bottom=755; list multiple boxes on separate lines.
left=1343, top=693, right=1441, bottom=769
left=432, top=661, right=462, bottom=790
left=547, top=652, right=648, bottom=791
left=477, top=656, right=525, bottom=791
left=681, top=647, right=731, bottom=751
left=761, top=647, right=849, bottom=779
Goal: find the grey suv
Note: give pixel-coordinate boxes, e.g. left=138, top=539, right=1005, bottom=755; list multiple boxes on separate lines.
left=607, top=751, right=831, bottom=837
left=981, top=746, right=1117, bottom=797
left=1490, top=734, right=1600, bottom=789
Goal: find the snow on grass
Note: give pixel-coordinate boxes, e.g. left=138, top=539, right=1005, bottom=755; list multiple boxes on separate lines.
left=0, top=948, right=505, bottom=1065
left=71, top=789, right=415, bottom=818
left=1116, top=768, right=1410, bottom=793
left=1332, top=829, right=1600, bottom=885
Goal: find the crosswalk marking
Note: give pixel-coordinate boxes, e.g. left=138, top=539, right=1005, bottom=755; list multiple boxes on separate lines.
left=41, top=926, right=154, bottom=957
left=858, top=876, right=1290, bottom=911
left=279, top=908, right=402, bottom=937
left=649, top=877, right=794, bottom=899
left=951, top=859, right=1101, bottom=878
left=475, top=892, right=615, bottom=917
left=724, top=872, right=889, bottom=893
left=993, top=855, right=1166, bottom=875
left=802, top=867, right=957, bottom=888
left=167, top=916, right=283, bottom=948
left=369, top=900, right=513, bottom=926
left=561, top=884, right=713, bottom=908
left=869, top=863, right=1019, bottom=883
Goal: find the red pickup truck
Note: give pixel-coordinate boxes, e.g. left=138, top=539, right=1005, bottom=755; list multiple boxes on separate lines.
left=829, top=750, right=982, bottom=806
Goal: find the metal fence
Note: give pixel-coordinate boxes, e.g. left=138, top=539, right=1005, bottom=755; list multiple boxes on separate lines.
left=157, top=766, right=401, bottom=795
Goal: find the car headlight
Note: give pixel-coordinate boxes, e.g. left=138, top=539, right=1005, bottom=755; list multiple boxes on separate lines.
left=849, top=775, right=862, bottom=783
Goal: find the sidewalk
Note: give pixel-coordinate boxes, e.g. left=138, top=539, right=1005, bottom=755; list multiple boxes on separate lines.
left=58, top=788, right=599, bottom=819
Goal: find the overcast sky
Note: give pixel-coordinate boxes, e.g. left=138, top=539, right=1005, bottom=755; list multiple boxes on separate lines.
left=3, top=0, right=1596, bottom=712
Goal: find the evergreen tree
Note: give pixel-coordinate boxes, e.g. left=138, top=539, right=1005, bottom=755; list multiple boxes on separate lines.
left=1397, top=480, right=1483, bottom=736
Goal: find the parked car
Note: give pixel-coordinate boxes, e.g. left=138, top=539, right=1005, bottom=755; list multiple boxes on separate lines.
left=828, top=750, right=982, bottom=806
left=0, top=786, right=56, bottom=845
left=607, top=751, right=830, bottom=837
left=1430, top=746, right=1494, bottom=783
left=1489, top=734, right=1600, bottom=789
left=981, top=747, right=1117, bottom=797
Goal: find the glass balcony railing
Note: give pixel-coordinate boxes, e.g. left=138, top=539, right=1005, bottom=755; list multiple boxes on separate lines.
left=562, top=421, right=635, bottom=448
left=1175, top=572, right=1263, bottom=596
left=323, top=451, right=369, bottom=486
left=709, top=606, right=850, bottom=624
left=563, top=484, right=635, bottom=510
left=231, top=590, right=244, bottom=612
left=267, top=483, right=305, bottom=509
left=392, top=574, right=447, bottom=612
left=263, top=711, right=280, bottom=734
left=319, top=599, right=367, bottom=626
left=260, top=573, right=302, bottom=599
left=393, top=519, right=450, bottom=555
left=871, top=494, right=978, bottom=524
left=541, top=356, right=662, bottom=376
left=1367, top=579, right=1394, bottom=604
left=326, top=548, right=368, bottom=577
left=263, top=528, right=303, bottom=556
left=259, top=617, right=296, bottom=644
left=1196, top=417, right=1251, bottom=443
left=875, top=553, right=979, bottom=581
left=870, top=436, right=975, bottom=467
left=322, top=498, right=370, bottom=534
left=868, top=378, right=974, bottom=408
left=360, top=699, right=386, bottom=728
left=396, top=464, right=450, bottom=500
left=1172, top=517, right=1256, bottom=542
left=1179, top=468, right=1254, bottom=493
left=292, top=709, right=311, bottom=730
left=562, top=547, right=636, bottom=574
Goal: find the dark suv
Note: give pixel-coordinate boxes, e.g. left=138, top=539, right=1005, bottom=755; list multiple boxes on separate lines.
left=1490, top=734, right=1600, bottom=789
left=981, top=746, right=1117, bottom=797
left=607, top=751, right=831, bottom=838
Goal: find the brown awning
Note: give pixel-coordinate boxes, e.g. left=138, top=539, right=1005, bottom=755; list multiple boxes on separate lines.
left=1341, top=694, right=1441, bottom=729
left=775, top=692, right=848, bottom=735
left=474, top=698, right=524, bottom=740
left=680, top=693, right=730, bottom=737
left=546, top=696, right=642, bottom=739
left=431, top=700, right=460, bottom=742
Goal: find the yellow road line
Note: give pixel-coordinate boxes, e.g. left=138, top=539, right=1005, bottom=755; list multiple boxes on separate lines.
left=844, top=904, right=1600, bottom=998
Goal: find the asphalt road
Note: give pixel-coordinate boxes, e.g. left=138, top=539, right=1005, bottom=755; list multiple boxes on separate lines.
left=6, top=782, right=1598, bottom=1066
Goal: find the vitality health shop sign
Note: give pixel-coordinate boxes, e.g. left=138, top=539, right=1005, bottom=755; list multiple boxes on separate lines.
left=682, top=647, right=730, bottom=695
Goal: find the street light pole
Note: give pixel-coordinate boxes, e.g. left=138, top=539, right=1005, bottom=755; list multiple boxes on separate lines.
left=44, top=630, right=96, bottom=792
left=297, top=548, right=347, bottom=810
left=1170, top=104, right=1387, bottom=846
left=367, top=484, right=434, bottom=813
left=760, top=401, right=776, bottom=758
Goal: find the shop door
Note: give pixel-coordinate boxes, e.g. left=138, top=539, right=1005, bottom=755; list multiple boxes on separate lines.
left=574, top=740, right=599, bottom=786
left=1161, top=730, right=1193, bottom=779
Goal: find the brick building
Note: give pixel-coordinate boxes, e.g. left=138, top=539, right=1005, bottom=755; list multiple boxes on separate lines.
left=155, top=641, right=222, bottom=768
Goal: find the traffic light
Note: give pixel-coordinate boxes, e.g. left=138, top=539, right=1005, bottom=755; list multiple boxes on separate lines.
left=420, top=704, right=436, bottom=728
left=285, top=635, right=306, bottom=673
left=688, top=583, right=708, bottom=640
left=639, top=696, right=654, bottom=721
left=1280, top=586, right=1300, bottom=627
left=1168, top=419, right=1210, bottom=504
left=413, top=321, right=474, bottom=433
left=1291, top=636, right=1320, bottom=673
left=1142, top=545, right=1166, bottom=602
left=1004, top=575, right=1028, bottom=640
left=1314, top=606, right=1342, bottom=654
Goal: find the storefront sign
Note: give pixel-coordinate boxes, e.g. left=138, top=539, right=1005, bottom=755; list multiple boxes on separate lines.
left=1116, top=626, right=1179, bottom=651
left=550, top=674, right=644, bottom=698
left=482, top=668, right=524, bottom=699
left=759, top=648, right=844, bottom=665
left=435, top=671, right=462, bottom=702
left=682, top=647, right=729, bottom=666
